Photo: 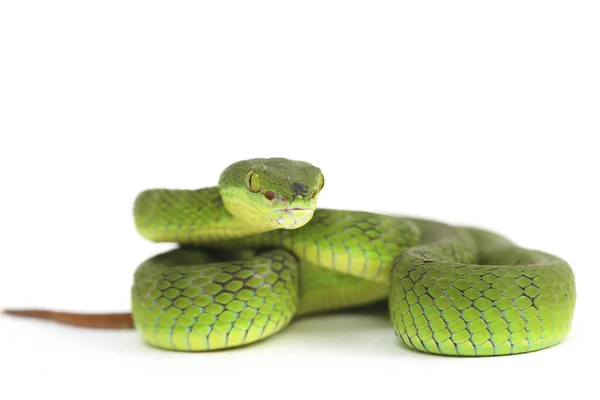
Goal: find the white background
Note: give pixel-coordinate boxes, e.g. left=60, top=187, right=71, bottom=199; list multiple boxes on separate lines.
left=1, top=1, right=598, bottom=399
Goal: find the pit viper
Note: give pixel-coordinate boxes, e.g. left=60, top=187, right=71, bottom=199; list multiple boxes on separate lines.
left=4, top=158, right=576, bottom=356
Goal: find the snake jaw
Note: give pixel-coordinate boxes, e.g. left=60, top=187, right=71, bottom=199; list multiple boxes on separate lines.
left=274, top=208, right=314, bottom=229
left=267, top=195, right=316, bottom=229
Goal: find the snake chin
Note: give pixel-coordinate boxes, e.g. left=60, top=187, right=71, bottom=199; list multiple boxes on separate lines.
left=272, top=208, right=314, bottom=229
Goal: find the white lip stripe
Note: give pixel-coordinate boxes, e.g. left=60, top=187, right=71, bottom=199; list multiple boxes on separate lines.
left=268, top=208, right=309, bottom=215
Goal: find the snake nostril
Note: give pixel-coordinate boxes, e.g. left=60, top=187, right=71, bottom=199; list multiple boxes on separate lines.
left=290, top=183, right=308, bottom=196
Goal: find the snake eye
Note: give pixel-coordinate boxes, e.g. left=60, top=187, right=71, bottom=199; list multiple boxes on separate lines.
left=312, top=173, right=324, bottom=199
left=245, top=170, right=261, bottom=193
left=317, top=173, right=325, bottom=191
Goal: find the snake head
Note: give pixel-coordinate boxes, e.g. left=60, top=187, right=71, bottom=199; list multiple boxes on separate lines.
left=219, top=158, right=324, bottom=230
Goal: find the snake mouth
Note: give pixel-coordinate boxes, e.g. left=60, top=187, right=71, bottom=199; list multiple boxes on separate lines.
left=285, top=207, right=308, bottom=212
left=269, top=207, right=310, bottom=214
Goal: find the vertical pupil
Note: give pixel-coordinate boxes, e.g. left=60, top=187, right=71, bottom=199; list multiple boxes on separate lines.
left=247, top=171, right=259, bottom=192
left=246, top=171, right=257, bottom=192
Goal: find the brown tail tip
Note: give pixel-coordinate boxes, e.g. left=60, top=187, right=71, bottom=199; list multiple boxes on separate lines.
left=2, top=309, right=134, bottom=329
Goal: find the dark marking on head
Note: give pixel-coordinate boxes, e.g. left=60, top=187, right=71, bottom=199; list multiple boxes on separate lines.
left=290, top=182, right=309, bottom=196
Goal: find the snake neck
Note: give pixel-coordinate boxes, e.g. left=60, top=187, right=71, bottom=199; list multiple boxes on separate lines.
left=133, top=187, right=272, bottom=244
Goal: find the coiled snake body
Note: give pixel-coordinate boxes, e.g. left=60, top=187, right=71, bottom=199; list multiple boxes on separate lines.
left=5, top=158, right=576, bottom=356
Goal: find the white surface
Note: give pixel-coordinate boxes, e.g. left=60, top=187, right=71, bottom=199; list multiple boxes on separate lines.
left=0, top=1, right=598, bottom=399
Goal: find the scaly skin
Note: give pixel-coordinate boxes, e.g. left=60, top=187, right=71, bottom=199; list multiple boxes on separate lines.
left=4, top=158, right=576, bottom=355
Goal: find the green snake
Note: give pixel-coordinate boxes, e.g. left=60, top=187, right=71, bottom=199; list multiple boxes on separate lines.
left=4, top=158, right=576, bottom=356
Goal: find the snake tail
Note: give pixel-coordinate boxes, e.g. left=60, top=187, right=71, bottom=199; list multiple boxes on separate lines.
left=2, top=309, right=134, bottom=329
